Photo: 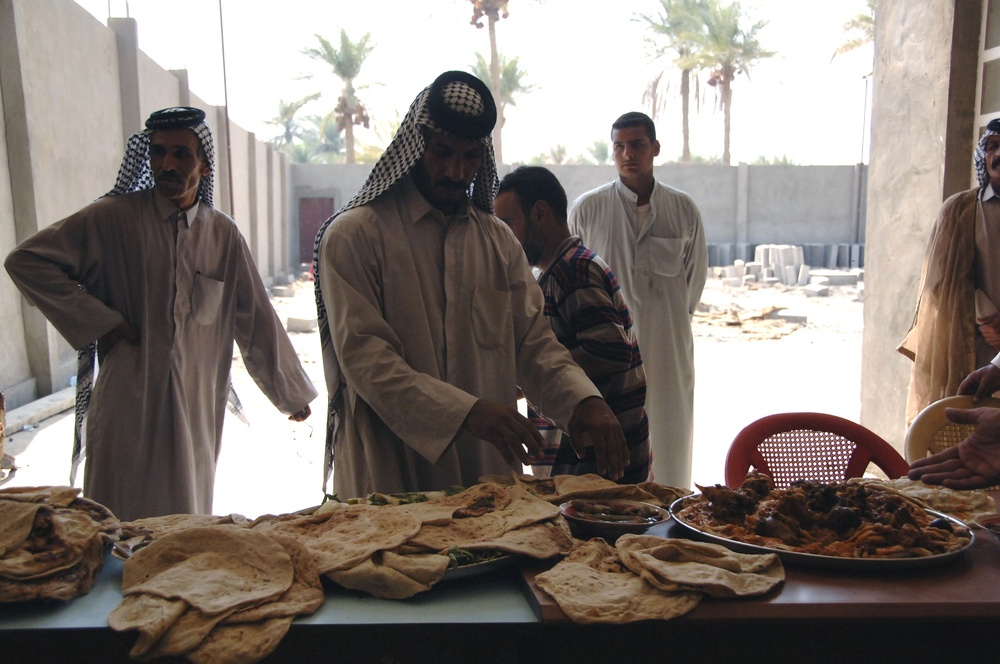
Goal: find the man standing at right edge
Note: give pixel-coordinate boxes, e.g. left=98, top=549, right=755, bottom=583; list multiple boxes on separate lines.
left=569, top=111, right=707, bottom=489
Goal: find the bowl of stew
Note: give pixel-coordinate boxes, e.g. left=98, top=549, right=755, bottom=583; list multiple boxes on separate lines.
left=560, top=498, right=670, bottom=541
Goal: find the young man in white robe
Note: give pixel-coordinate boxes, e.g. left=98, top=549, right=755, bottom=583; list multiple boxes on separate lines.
left=569, top=112, right=707, bottom=489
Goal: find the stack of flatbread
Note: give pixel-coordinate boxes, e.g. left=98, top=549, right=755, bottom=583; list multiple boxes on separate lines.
left=487, top=472, right=692, bottom=507
left=109, top=524, right=323, bottom=663
left=105, top=482, right=574, bottom=659
left=534, top=535, right=784, bottom=623
left=268, top=481, right=575, bottom=599
left=0, top=485, right=120, bottom=602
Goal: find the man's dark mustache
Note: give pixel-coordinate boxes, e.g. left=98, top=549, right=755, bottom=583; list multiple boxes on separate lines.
left=433, top=179, right=468, bottom=191
left=993, top=157, right=1000, bottom=171
left=157, top=172, right=182, bottom=182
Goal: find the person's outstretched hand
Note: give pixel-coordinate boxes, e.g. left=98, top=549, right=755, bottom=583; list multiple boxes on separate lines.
left=957, top=363, right=1000, bottom=402
left=567, top=396, right=629, bottom=481
left=908, top=406, right=1000, bottom=489
left=464, top=399, right=544, bottom=466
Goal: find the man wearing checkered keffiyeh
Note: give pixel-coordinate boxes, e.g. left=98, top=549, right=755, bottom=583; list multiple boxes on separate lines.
left=313, top=71, right=628, bottom=498
left=5, top=107, right=317, bottom=520
left=899, top=118, right=1000, bottom=424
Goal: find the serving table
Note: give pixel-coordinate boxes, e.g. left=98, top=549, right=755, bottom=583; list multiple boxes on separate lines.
left=4, top=522, right=1000, bottom=663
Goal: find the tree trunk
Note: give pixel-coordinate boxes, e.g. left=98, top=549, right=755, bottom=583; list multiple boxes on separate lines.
left=722, top=79, right=732, bottom=165
left=488, top=14, right=503, bottom=164
left=680, top=68, right=691, bottom=162
left=345, top=123, right=355, bottom=164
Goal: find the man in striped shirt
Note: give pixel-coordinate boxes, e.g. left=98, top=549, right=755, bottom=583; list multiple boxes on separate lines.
left=494, top=166, right=651, bottom=482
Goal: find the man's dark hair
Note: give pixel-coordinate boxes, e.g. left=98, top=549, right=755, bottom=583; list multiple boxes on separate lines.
left=611, top=111, right=656, bottom=142
left=497, top=166, right=568, bottom=223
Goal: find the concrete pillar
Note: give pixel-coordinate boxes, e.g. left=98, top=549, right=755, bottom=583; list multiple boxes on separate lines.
left=213, top=105, right=233, bottom=217
left=171, top=69, right=191, bottom=106
left=736, top=162, right=749, bottom=246
left=247, top=132, right=259, bottom=261
left=109, top=18, right=141, bottom=146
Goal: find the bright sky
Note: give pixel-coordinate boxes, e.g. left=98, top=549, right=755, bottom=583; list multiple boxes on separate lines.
left=74, top=0, right=874, bottom=165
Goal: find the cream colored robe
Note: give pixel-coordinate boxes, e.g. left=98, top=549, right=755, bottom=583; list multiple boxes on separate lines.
left=318, top=176, right=600, bottom=498
left=569, top=179, right=707, bottom=489
left=5, top=189, right=317, bottom=520
left=898, top=188, right=981, bottom=423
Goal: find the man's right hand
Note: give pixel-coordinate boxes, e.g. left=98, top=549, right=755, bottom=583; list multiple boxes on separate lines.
left=97, top=320, right=139, bottom=361
left=463, top=399, right=544, bottom=466
left=957, top=363, right=1000, bottom=402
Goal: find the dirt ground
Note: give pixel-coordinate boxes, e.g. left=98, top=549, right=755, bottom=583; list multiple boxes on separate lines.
left=2, top=272, right=864, bottom=518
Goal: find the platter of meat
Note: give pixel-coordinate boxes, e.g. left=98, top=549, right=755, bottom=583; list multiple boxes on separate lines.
left=669, top=473, right=974, bottom=570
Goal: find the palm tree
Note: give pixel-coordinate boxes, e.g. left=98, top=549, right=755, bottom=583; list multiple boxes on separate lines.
left=588, top=140, right=610, bottom=165
left=303, top=30, right=374, bottom=164
left=678, top=0, right=774, bottom=165
left=267, top=93, right=321, bottom=149
left=354, top=112, right=403, bottom=164
left=638, top=0, right=708, bottom=162
left=832, top=0, right=876, bottom=63
left=290, top=112, right=346, bottom=164
left=469, top=2, right=509, bottom=90
left=470, top=52, right=534, bottom=163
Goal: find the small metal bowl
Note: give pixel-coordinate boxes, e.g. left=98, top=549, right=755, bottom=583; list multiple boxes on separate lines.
left=559, top=499, right=669, bottom=542
left=974, top=513, right=1000, bottom=542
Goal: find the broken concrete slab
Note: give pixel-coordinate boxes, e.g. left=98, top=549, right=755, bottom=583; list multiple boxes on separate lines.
left=286, top=317, right=317, bottom=333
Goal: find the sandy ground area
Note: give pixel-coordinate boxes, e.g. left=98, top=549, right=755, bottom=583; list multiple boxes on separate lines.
left=2, top=272, right=864, bottom=518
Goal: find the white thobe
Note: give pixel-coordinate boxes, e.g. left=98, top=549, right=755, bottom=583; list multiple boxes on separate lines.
left=5, top=189, right=317, bottom=519
left=318, top=176, right=600, bottom=498
left=569, top=179, right=707, bottom=489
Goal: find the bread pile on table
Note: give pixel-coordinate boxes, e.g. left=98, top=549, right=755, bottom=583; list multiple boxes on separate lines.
left=107, top=481, right=577, bottom=661
left=109, top=524, right=323, bottom=663
left=534, top=535, right=785, bottom=623
left=0, top=485, right=120, bottom=602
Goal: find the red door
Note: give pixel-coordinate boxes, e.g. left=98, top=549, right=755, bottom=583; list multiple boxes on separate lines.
left=299, top=197, right=336, bottom=265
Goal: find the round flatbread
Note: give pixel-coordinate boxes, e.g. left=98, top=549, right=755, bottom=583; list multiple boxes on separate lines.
left=252, top=504, right=423, bottom=573
left=123, top=525, right=293, bottom=615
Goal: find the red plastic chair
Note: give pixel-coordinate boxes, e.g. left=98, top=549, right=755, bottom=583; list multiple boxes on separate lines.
left=724, top=412, right=911, bottom=489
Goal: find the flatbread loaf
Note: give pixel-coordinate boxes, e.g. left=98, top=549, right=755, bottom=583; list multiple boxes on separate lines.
left=122, top=525, right=294, bottom=614
left=252, top=504, right=423, bottom=573
left=616, top=534, right=784, bottom=597
left=407, top=485, right=559, bottom=551
left=534, top=539, right=701, bottom=623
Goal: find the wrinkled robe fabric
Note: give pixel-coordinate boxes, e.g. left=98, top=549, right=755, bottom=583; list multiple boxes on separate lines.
left=898, top=188, right=981, bottom=424
left=4, top=189, right=317, bottom=520
left=318, top=176, right=600, bottom=498
left=569, top=179, right=707, bottom=489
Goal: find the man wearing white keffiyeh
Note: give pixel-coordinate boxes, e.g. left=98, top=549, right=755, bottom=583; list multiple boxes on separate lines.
left=5, top=107, right=316, bottom=520
left=314, top=71, right=628, bottom=497
left=899, top=118, right=1000, bottom=424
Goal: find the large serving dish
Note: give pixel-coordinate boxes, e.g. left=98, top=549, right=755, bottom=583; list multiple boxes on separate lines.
left=441, top=553, right=517, bottom=581
left=669, top=495, right=974, bottom=570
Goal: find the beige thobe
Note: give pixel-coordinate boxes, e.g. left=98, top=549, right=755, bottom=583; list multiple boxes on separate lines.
left=5, top=189, right=317, bottom=519
left=899, top=187, right=1000, bottom=422
left=318, top=176, right=599, bottom=498
left=569, top=179, right=708, bottom=489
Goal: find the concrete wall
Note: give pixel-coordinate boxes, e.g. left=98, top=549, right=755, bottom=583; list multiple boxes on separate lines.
left=292, top=161, right=867, bottom=268
left=861, top=0, right=983, bottom=448
left=0, top=0, right=295, bottom=409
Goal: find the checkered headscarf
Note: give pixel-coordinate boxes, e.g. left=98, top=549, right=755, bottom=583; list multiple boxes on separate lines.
left=311, top=71, right=498, bottom=492
left=974, top=119, right=1000, bottom=189
left=106, top=108, right=216, bottom=205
